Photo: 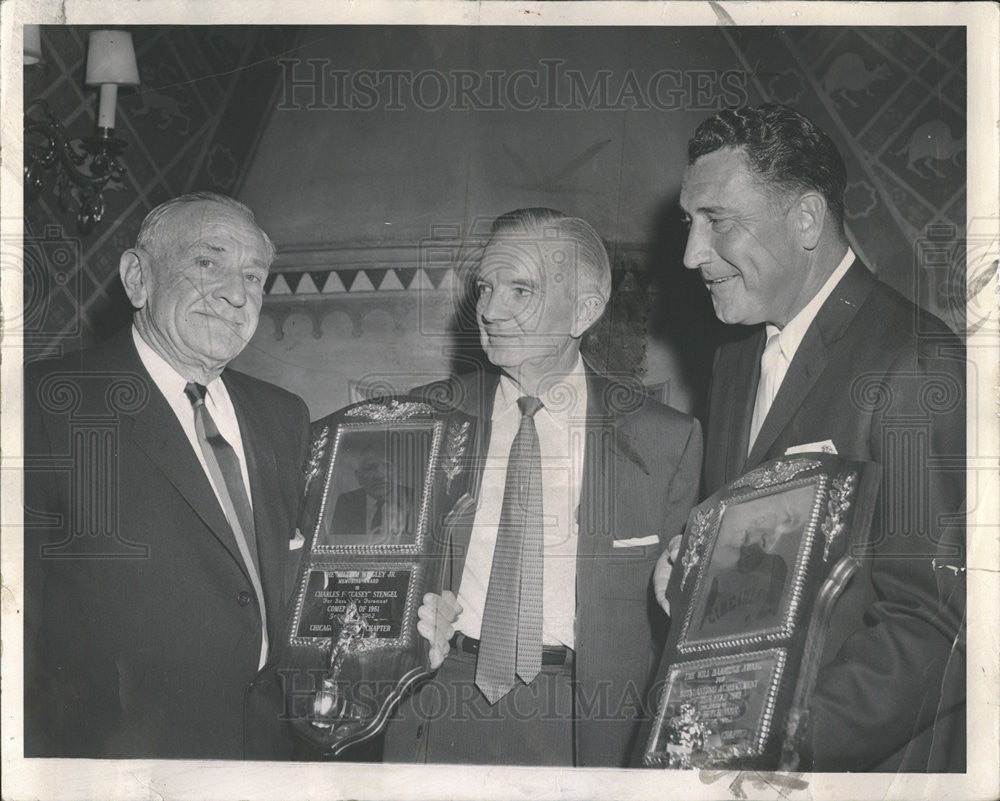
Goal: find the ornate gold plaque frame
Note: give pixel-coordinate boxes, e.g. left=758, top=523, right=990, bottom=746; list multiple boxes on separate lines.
left=642, top=453, right=879, bottom=770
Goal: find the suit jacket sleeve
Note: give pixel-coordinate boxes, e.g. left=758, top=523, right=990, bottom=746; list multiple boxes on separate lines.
left=23, top=357, right=131, bottom=755
left=23, top=362, right=72, bottom=754
left=807, top=340, right=966, bottom=771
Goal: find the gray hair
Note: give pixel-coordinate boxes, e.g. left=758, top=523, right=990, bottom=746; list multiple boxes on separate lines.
left=487, top=207, right=612, bottom=304
left=134, top=191, right=276, bottom=265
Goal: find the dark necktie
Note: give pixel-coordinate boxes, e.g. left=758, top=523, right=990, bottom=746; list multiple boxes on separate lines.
left=370, top=499, right=384, bottom=535
left=184, top=382, right=269, bottom=662
left=476, top=396, right=544, bottom=703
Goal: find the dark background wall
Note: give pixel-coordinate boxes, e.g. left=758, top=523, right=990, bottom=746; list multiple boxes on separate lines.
left=23, top=25, right=967, bottom=423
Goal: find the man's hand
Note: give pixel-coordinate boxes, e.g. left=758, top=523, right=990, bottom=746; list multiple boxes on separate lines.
left=416, top=590, right=462, bottom=670
left=653, top=535, right=683, bottom=615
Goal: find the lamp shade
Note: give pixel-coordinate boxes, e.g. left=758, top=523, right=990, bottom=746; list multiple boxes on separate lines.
left=24, top=24, right=42, bottom=65
left=85, top=30, right=139, bottom=86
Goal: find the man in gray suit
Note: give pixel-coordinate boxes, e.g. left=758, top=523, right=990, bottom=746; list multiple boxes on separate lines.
left=385, top=208, right=702, bottom=766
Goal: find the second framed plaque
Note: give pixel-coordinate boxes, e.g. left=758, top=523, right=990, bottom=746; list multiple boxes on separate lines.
left=641, top=454, right=879, bottom=771
left=285, top=397, right=477, bottom=755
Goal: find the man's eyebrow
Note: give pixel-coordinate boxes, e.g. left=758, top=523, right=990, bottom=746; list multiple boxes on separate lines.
left=186, top=240, right=228, bottom=254
left=510, top=277, right=538, bottom=289
left=187, top=240, right=268, bottom=269
left=475, top=273, right=537, bottom=288
left=692, top=204, right=728, bottom=216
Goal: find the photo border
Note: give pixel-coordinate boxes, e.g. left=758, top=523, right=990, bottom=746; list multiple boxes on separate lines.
left=1, top=3, right=996, bottom=801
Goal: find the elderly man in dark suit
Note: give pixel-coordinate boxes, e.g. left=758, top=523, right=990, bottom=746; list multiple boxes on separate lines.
left=655, top=104, right=965, bottom=771
left=384, top=208, right=703, bottom=767
left=24, top=192, right=311, bottom=759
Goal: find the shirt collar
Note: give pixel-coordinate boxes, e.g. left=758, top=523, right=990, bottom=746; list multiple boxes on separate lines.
left=495, top=354, right=588, bottom=421
left=766, top=247, right=855, bottom=360
left=132, top=326, right=226, bottom=402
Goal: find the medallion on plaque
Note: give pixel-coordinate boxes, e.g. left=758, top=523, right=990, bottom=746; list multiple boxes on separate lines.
left=641, top=453, right=879, bottom=771
left=284, top=397, right=476, bottom=755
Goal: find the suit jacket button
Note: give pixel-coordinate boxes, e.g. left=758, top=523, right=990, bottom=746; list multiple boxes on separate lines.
left=237, top=590, right=252, bottom=606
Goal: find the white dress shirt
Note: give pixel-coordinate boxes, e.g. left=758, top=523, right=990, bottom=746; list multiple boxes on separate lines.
left=750, top=248, right=855, bottom=452
left=454, top=356, right=588, bottom=648
left=132, top=327, right=254, bottom=510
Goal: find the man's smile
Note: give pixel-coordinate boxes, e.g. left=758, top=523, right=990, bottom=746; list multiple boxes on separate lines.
left=703, top=273, right=739, bottom=287
left=194, top=310, right=246, bottom=328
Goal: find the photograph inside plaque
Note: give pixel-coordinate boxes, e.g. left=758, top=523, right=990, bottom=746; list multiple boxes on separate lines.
left=683, top=483, right=820, bottom=647
left=314, top=424, right=434, bottom=550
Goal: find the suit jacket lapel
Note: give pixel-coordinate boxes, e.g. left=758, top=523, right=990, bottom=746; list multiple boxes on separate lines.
left=227, top=374, right=286, bottom=635
left=724, top=331, right=765, bottom=482
left=457, top=369, right=497, bottom=501
left=578, top=371, right=615, bottom=560
left=745, top=329, right=827, bottom=468
left=745, top=261, right=876, bottom=469
left=577, top=370, right=650, bottom=558
left=442, top=369, right=498, bottom=592
left=109, top=333, right=247, bottom=574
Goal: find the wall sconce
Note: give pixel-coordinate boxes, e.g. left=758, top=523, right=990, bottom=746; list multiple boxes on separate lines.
left=24, top=28, right=140, bottom=235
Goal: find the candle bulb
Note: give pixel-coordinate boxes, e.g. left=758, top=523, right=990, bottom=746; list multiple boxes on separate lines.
left=97, top=84, right=118, bottom=130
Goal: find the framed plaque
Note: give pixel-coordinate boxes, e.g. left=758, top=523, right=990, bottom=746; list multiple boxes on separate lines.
left=284, top=397, right=477, bottom=755
left=642, top=454, right=879, bottom=771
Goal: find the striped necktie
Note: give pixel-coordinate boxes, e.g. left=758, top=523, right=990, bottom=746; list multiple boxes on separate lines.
left=184, top=382, right=269, bottom=667
left=476, top=396, right=544, bottom=704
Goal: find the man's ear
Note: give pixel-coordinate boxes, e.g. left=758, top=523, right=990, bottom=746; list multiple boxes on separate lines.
left=572, top=295, right=606, bottom=338
left=794, top=192, right=827, bottom=250
left=119, top=250, right=148, bottom=309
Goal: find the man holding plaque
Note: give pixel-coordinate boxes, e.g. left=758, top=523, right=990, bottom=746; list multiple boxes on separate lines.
left=24, top=193, right=311, bottom=759
left=383, top=208, right=703, bottom=767
left=655, top=104, right=965, bottom=771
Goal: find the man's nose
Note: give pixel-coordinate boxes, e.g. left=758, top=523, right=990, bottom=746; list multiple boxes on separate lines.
left=214, top=269, right=248, bottom=306
left=683, top=221, right=711, bottom=272
left=478, top=288, right=510, bottom=322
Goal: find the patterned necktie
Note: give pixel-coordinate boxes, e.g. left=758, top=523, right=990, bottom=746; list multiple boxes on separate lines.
left=476, top=396, right=544, bottom=704
left=184, top=382, right=269, bottom=666
left=748, top=332, right=788, bottom=452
